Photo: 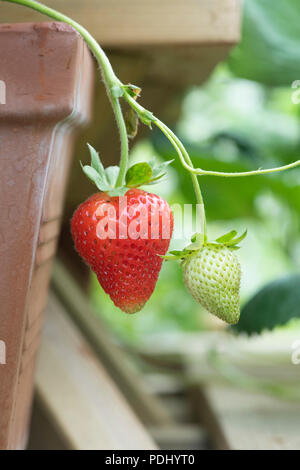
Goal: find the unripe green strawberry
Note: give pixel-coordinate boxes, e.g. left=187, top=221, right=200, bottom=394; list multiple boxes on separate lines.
left=182, top=244, right=241, bottom=324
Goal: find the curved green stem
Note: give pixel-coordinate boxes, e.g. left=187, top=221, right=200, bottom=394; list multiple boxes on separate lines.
left=3, top=0, right=129, bottom=187
left=112, top=97, right=129, bottom=187
left=122, top=92, right=207, bottom=234
left=185, top=159, right=300, bottom=177
left=3, top=0, right=300, bottom=236
left=123, top=91, right=300, bottom=178
left=154, top=119, right=207, bottom=236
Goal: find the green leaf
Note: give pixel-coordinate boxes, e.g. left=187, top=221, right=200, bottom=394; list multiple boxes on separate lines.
left=146, top=176, right=167, bottom=185
left=216, top=230, right=237, bottom=244
left=150, top=159, right=174, bottom=178
left=233, top=274, right=300, bottom=335
left=125, top=162, right=153, bottom=187
left=87, top=143, right=105, bottom=175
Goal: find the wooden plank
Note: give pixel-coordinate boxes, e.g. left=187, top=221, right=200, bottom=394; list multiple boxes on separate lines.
left=191, top=385, right=300, bottom=450
left=35, top=292, right=156, bottom=450
left=28, top=395, right=68, bottom=450
left=149, top=424, right=207, bottom=450
left=51, top=260, right=172, bottom=427
left=1, top=0, right=241, bottom=46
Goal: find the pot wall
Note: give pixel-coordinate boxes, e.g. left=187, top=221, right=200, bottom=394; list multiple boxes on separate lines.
left=0, top=22, right=94, bottom=449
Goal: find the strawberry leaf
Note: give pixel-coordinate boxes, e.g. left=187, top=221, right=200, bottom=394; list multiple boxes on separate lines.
left=233, top=274, right=300, bottom=335
left=126, top=162, right=153, bottom=187
left=149, top=159, right=174, bottom=179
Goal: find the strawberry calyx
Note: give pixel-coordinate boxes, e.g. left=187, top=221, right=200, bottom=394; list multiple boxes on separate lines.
left=81, top=144, right=173, bottom=197
left=162, top=229, right=247, bottom=261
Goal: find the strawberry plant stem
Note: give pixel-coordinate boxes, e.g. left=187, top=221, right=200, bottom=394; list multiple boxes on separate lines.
left=3, top=0, right=300, bottom=235
left=3, top=0, right=129, bottom=188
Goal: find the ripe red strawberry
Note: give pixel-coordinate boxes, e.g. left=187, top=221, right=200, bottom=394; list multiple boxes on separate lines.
left=71, top=188, right=173, bottom=313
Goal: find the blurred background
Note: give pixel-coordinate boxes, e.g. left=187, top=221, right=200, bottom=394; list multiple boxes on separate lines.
left=66, top=0, right=300, bottom=343
left=60, top=0, right=300, bottom=448
left=55, top=0, right=300, bottom=448
left=3, top=0, right=300, bottom=450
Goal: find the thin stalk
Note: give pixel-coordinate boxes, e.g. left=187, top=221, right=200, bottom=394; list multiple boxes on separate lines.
left=123, top=92, right=208, bottom=233
left=3, top=0, right=129, bottom=187
left=186, top=159, right=300, bottom=177
left=154, top=119, right=207, bottom=236
left=122, top=89, right=300, bottom=178
left=3, top=0, right=300, bottom=224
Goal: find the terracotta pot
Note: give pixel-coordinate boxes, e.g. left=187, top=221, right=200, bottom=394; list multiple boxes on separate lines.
left=0, top=22, right=94, bottom=450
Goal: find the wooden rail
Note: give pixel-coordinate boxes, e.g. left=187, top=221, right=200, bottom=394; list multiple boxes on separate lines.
left=1, top=0, right=241, bottom=46
left=34, top=292, right=156, bottom=450
left=190, top=385, right=300, bottom=450
left=51, top=260, right=172, bottom=427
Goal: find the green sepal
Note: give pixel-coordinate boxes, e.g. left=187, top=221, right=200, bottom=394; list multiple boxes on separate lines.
left=80, top=162, right=111, bottom=192
left=126, top=162, right=153, bottom=187
left=226, top=229, right=247, bottom=246
left=160, top=249, right=194, bottom=261
left=185, top=232, right=205, bottom=251
left=105, top=166, right=120, bottom=188
left=149, top=159, right=174, bottom=182
left=107, top=187, right=128, bottom=197
left=215, top=229, right=247, bottom=248
left=162, top=228, right=246, bottom=263
left=162, top=232, right=206, bottom=262
left=82, top=144, right=126, bottom=194
left=87, top=143, right=105, bottom=174
left=216, top=230, right=237, bottom=244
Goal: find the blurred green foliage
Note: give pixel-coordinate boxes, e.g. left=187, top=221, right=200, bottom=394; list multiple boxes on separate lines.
left=90, top=1, right=300, bottom=342
left=228, top=0, right=300, bottom=86
left=234, top=274, right=300, bottom=335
